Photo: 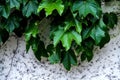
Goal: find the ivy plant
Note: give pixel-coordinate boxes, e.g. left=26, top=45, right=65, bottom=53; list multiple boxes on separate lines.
left=0, top=0, right=118, bottom=70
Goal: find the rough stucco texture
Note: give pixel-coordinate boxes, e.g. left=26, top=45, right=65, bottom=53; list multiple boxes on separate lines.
left=0, top=2, right=120, bottom=80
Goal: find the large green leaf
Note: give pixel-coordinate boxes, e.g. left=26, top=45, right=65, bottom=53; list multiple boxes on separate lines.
left=37, top=0, right=64, bottom=16
left=72, top=0, right=101, bottom=18
left=22, top=0, right=38, bottom=17
left=1, top=15, right=21, bottom=32
left=0, top=4, right=10, bottom=18
left=53, top=28, right=82, bottom=51
left=62, top=50, right=77, bottom=70
left=90, top=25, right=105, bottom=45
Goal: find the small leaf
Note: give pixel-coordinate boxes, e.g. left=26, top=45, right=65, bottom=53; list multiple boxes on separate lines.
left=62, top=50, right=77, bottom=70
left=99, top=33, right=110, bottom=48
left=38, top=41, right=48, bottom=57
left=103, top=12, right=118, bottom=28
left=47, top=44, right=61, bottom=64
left=0, top=4, right=11, bottom=18
left=71, top=30, right=82, bottom=45
left=86, top=50, right=93, bottom=62
left=25, top=21, right=39, bottom=41
left=47, top=44, right=54, bottom=55
left=53, top=28, right=64, bottom=47
left=61, top=32, right=73, bottom=51
left=69, top=50, right=77, bottom=65
left=81, top=53, right=86, bottom=62
left=48, top=52, right=60, bottom=64
left=37, top=0, right=64, bottom=16
left=64, top=19, right=82, bottom=33
left=99, top=18, right=108, bottom=31
left=22, top=0, right=38, bottom=17
left=9, top=0, right=21, bottom=9
left=62, top=52, right=71, bottom=70
left=82, top=27, right=92, bottom=40
left=90, top=25, right=105, bottom=45
left=75, top=20, right=82, bottom=33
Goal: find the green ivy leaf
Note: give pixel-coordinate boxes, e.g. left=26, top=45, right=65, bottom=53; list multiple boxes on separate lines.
left=0, top=4, right=10, bottom=18
left=37, top=0, right=64, bottom=16
left=90, top=25, right=105, bottom=45
left=53, top=28, right=64, bottom=47
left=31, top=38, right=41, bottom=60
left=48, top=45, right=61, bottom=64
left=25, top=21, right=39, bottom=42
left=82, top=27, right=92, bottom=40
left=61, top=31, right=82, bottom=51
left=75, top=20, right=82, bottom=33
left=64, top=19, right=82, bottom=33
left=48, top=53, right=60, bottom=64
left=81, top=53, right=87, bottom=62
left=9, top=0, right=21, bottom=9
left=62, top=50, right=77, bottom=70
left=71, top=30, right=82, bottom=45
left=27, top=36, right=48, bottom=60
left=85, top=50, right=93, bottom=62
left=81, top=49, right=93, bottom=62
left=61, top=32, right=73, bottom=51
left=99, top=18, right=108, bottom=31
left=72, top=0, right=101, bottom=18
left=38, top=41, right=48, bottom=57
left=53, top=28, right=82, bottom=51
left=99, top=33, right=110, bottom=48
left=22, top=0, right=28, bottom=5
left=103, top=13, right=118, bottom=28
left=22, top=0, right=38, bottom=17
left=1, top=15, right=21, bottom=32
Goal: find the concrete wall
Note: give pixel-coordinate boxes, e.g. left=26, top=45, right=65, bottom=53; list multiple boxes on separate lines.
left=0, top=2, right=120, bottom=80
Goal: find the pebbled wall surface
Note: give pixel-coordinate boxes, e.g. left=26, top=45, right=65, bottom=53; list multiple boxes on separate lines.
left=0, top=1, right=120, bottom=80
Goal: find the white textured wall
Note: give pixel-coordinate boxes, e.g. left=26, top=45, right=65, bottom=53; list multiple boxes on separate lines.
left=0, top=2, right=120, bottom=80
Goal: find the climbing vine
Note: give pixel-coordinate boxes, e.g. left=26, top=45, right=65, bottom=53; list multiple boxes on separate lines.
left=0, top=0, right=118, bottom=70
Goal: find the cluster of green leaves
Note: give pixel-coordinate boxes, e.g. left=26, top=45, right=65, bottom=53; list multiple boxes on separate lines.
left=0, top=0, right=118, bottom=70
